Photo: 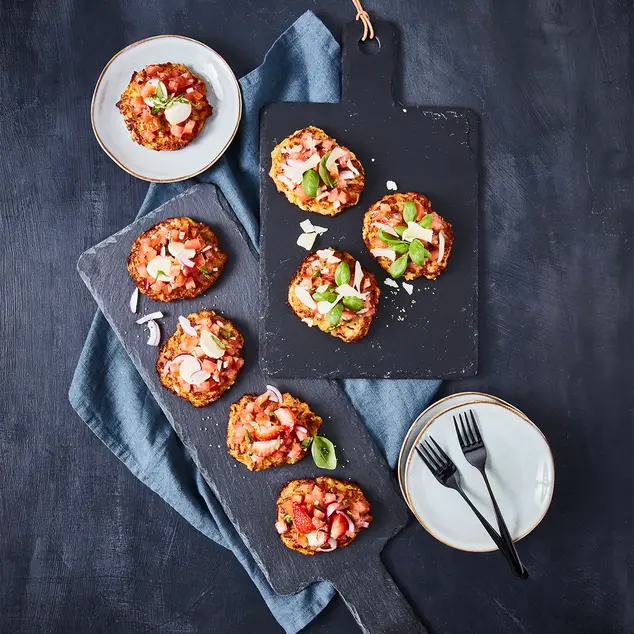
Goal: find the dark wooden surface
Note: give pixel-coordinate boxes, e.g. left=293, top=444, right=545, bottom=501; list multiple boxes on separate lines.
left=260, top=20, right=479, bottom=380
left=78, top=184, right=423, bottom=633
left=1, top=1, right=632, bottom=633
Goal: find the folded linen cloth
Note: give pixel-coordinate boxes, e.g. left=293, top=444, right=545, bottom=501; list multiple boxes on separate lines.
left=70, top=11, right=440, bottom=633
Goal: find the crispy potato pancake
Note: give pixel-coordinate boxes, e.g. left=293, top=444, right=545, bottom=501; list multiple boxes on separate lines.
left=288, top=248, right=380, bottom=342
left=156, top=310, right=244, bottom=407
left=127, top=217, right=227, bottom=303
left=276, top=477, right=372, bottom=555
left=116, top=62, right=212, bottom=151
left=227, top=392, right=322, bottom=471
left=362, top=192, right=454, bottom=280
left=269, top=126, right=365, bottom=216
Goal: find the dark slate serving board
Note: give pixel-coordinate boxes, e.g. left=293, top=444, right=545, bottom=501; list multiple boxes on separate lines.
left=260, top=20, right=479, bottom=379
left=77, top=184, right=425, bottom=634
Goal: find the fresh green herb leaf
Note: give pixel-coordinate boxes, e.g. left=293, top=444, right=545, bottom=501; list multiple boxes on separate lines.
left=302, top=169, right=320, bottom=198
left=284, top=514, right=293, bottom=524
left=311, top=436, right=337, bottom=470
left=155, top=270, right=168, bottom=278
left=409, top=239, right=429, bottom=265
left=403, top=201, right=417, bottom=223
left=389, top=254, right=409, bottom=278
left=251, top=421, right=261, bottom=432
left=334, top=261, right=351, bottom=286
left=151, top=105, right=163, bottom=115
left=218, top=327, right=232, bottom=339
left=391, top=241, right=411, bottom=254
left=419, top=213, right=433, bottom=229
left=319, top=152, right=335, bottom=188
left=300, top=437, right=313, bottom=450
left=343, top=296, right=364, bottom=312
left=326, top=302, right=343, bottom=326
left=155, top=80, right=168, bottom=101
left=245, top=430, right=252, bottom=443
left=378, top=229, right=405, bottom=246
left=394, top=225, right=407, bottom=237
left=210, top=333, right=226, bottom=349
left=199, top=265, right=211, bottom=279
left=313, top=290, right=338, bottom=303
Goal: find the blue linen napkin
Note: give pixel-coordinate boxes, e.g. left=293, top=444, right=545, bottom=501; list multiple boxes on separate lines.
left=70, top=11, right=440, bottom=633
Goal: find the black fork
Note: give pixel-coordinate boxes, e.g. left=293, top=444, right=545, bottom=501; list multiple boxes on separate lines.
left=454, top=410, right=529, bottom=580
left=416, top=437, right=528, bottom=579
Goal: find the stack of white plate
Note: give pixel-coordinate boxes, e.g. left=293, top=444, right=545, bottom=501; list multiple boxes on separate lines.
left=398, top=392, right=555, bottom=552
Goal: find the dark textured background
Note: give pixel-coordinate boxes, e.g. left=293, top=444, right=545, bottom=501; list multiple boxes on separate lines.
left=1, top=1, right=632, bottom=633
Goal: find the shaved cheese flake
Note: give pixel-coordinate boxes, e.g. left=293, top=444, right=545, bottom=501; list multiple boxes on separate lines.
left=339, top=170, right=355, bottom=180
left=346, top=159, right=360, bottom=176
left=386, top=180, right=398, bottom=191
left=178, top=316, right=197, bottom=337
left=325, top=147, right=345, bottom=170
left=277, top=174, right=295, bottom=189
left=438, top=232, right=445, bottom=262
left=301, top=318, right=314, bottom=327
left=199, top=330, right=225, bottom=359
left=402, top=283, right=414, bottom=295
left=313, top=225, right=328, bottom=235
left=294, top=285, right=317, bottom=310
left=335, top=284, right=367, bottom=299
left=168, top=242, right=196, bottom=259
left=297, top=232, right=317, bottom=251
left=315, top=190, right=330, bottom=201
left=372, top=222, right=399, bottom=237
left=129, top=288, right=139, bottom=313
left=371, top=248, right=397, bottom=262
left=384, top=278, right=399, bottom=288
left=316, top=249, right=340, bottom=264
left=281, top=144, right=302, bottom=154
left=316, top=283, right=330, bottom=293
left=333, top=200, right=342, bottom=209
left=353, top=261, right=363, bottom=291
left=146, top=320, right=161, bottom=346
left=136, top=311, right=164, bottom=325
left=299, top=219, right=315, bottom=233
left=402, top=222, right=434, bottom=243
left=282, top=153, right=321, bottom=184
left=317, top=295, right=342, bottom=314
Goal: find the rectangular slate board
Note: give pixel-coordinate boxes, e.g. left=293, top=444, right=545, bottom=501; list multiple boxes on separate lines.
left=77, top=184, right=425, bottom=634
left=260, top=20, right=479, bottom=379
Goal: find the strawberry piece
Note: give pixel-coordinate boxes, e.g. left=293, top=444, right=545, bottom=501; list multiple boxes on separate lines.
left=292, top=503, right=314, bottom=534
left=330, top=513, right=348, bottom=540
left=274, top=408, right=296, bottom=428
left=253, top=425, right=284, bottom=441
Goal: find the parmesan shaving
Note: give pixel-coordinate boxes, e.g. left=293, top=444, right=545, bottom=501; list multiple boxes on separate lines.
left=294, top=285, right=317, bottom=310
left=371, top=248, right=396, bottom=262
left=438, top=232, right=445, bottom=262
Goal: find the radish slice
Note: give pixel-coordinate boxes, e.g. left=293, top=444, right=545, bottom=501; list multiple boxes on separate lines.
left=172, top=353, right=196, bottom=366
left=129, top=288, right=139, bottom=313
left=179, top=356, right=202, bottom=383
left=189, top=369, right=211, bottom=385
left=178, top=316, right=197, bottom=337
left=146, top=320, right=160, bottom=346
left=336, top=511, right=355, bottom=535
left=177, top=253, right=195, bottom=268
left=438, top=232, right=445, bottom=262
left=318, top=537, right=338, bottom=552
left=346, top=159, right=359, bottom=176
left=266, top=384, right=283, bottom=403
left=326, top=502, right=341, bottom=517
left=136, top=311, right=164, bottom=325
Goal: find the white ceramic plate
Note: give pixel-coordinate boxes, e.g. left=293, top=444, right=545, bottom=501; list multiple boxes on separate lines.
left=397, top=392, right=517, bottom=498
left=404, top=400, right=554, bottom=551
left=91, top=35, right=242, bottom=182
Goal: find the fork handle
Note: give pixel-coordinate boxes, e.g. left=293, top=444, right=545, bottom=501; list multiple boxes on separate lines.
left=480, top=470, right=529, bottom=579
left=453, top=486, right=527, bottom=579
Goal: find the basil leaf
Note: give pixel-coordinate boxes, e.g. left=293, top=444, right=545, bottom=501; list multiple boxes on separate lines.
left=155, top=80, right=168, bottom=102
left=311, top=436, right=337, bottom=470
left=403, top=201, right=417, bottom=223
left=313, top=290, right=338, bottom=303
left=420, top=213, right=433, bottom=229
left=326, top=302, right=343, bottom=325
left=155, top=270, right=168, bottom=278
left=245, top=430, right=252, bottom=443
left=218, top=327, right=232, bottom=339
left=334, top=261, right=351, bottom=286
left=284, top=514, right=293, bottom=524
left=391, top=241, right=410, bottom=254
left=210, top=333, right=226, bottom=349
left=300, top=437, right=313, bottom=450
left=319, top=152, right=335, bottom=188
left=302, top=169, right=320, bottom=198
left=343, top=296, right=364, bottom=312
left=150, top=105, right=162, bottom=115
left=394, top=225, right=406, bottom=237
left=199, top=265, right=211, bottom=279
left=409, top=239, right=429, bottom=265
left=378, top=229, right=403, bottom=246
left=389, top=254, right=409, bottom=278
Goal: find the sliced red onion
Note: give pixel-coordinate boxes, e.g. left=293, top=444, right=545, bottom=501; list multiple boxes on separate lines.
left=266, top=384, right=283, bottom=403
left=295, top=425, right=308, bottom=434
left=178, top=316, right=197, bottom=337
left=315, top=190, right=330, bottom=201
left=172, top=353, right=196, bottom=366
left=318, top=537, right=338, bottom=553
left=146, top=320, right=160, bottom=346
left=336, top=511, right=355, bottom=535
left=189, top=370, right=211, bottom=385
left=201, top=245, right=213, bottom=253
left=326, top=502, right=341, bottom=518
left=129, top=288, right=139, bottom=313
left=359, top=521, right=370, bottom=528
left=136, top=311, right=164, bottom=325
left=160, top=246, right=166, bottom=257
left=177, top=253, right=195, bottom=268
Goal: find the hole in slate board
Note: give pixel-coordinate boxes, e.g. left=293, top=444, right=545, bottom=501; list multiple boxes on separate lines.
left=358, top=37, right=380, bottom=55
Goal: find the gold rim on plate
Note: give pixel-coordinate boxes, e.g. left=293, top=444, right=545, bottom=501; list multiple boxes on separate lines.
left=90, top=34, right=243, bottom=183
left=402, top=398, right=555, bottom=552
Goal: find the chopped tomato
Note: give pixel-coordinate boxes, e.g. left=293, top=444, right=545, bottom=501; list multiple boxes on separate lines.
left=170, top=125, right=184, bottom=138
left=183, top=120, right=196, bottom=135
left=296, top=185, right=311, bottom=203
left=145, top=64, right=161, bottom=76
left=186, top=89, right=204, bottom=103
left=142, top=129, right=156, bottom=142
left=184, top=237, right=203, bottom=251
left=338, top=190, right=349, bottom=204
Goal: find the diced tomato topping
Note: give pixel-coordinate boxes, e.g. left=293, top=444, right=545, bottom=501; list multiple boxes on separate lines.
left=170, top=125, right=184, bottom=138
left=296, top=185, right=311, bottom=203
left=312, top=485, right=325, bottom=504
left=338, top=190, right=349, bottom=204
left=324, top=493, right=337, bottom=504
left=186, top=89, right=204, bottom=103
left=183, top=120, right=196, bottom=135
left=292, top=503, right=315, bottom=534
left=145, top=65, right=162, bottom=76
left=184, top=237, right=203, bottom=251
left=142, top=130, right=156, bottom=142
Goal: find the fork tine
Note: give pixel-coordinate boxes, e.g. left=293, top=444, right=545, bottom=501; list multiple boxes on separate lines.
left=422, top=440, right=444, bottom=470
left=415, top=443, right=437, bottom=474
left=469, top=409, right=482, bottom=442
left=465, top=412, right=477, bottom=445
left=459, top=413, right=472, bottom=446
left=453, top=415, right=465, bottom=447
left=428, top=436, right=452, bottom=466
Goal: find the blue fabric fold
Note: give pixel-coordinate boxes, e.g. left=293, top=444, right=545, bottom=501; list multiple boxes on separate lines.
left=70, top=11, right=440, bottom=633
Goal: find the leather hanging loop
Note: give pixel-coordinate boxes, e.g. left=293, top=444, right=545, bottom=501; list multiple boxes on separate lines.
left=351, top=0, right=375, bottom=41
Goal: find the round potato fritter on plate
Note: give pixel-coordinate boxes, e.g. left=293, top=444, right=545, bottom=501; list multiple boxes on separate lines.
left=269, top=126, right=365, bottom=216
left=127, top=217, right=227, bottom=303
left=156, top=310, right=244, bottom=407
left=275, top=477, right=372, bottom=555
left=116, top=62, right=212, bottom=151
left=227, top=391, right=322, bottom=471
left=288, top=248, right=380, bottom=343
left=362, top=192, right=454, bottom=281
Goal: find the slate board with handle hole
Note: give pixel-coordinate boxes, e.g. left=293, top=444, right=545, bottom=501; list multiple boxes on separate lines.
left=260, top=19, right=479, bottom=379
left=77, top=185, right=425, bottom=634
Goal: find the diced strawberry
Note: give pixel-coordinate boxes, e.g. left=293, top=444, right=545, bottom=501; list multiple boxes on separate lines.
left=183, top=119, right=196, bottom=135
left=185, top=278, right=196, bottom=290
left=292, top=503, right=314, bottom=534
left=288, top=444, right=303, bottom=461
left=251, top=439, right=278, bottom=457
left=255, top=393, right=270, bottom=407
left=253, top=425, right=284, bottom=441
left=330, top=513, right=348, bottom=540
left=202, top=359, right=216, bottom=373
left=295, top=427, right=308, bottom=442
left=313, top=509, right=326, bottom=521
left=324, top=493, right=337, bottom=504
left=312, top=485, right=325, bottom=504
left=274, top=408, right=296, bottom=428
left=292, top=494, right=304, bottom=503
left=312, top=517, right=326, bottom=530
left=307, top=531, right=328, bottom=547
